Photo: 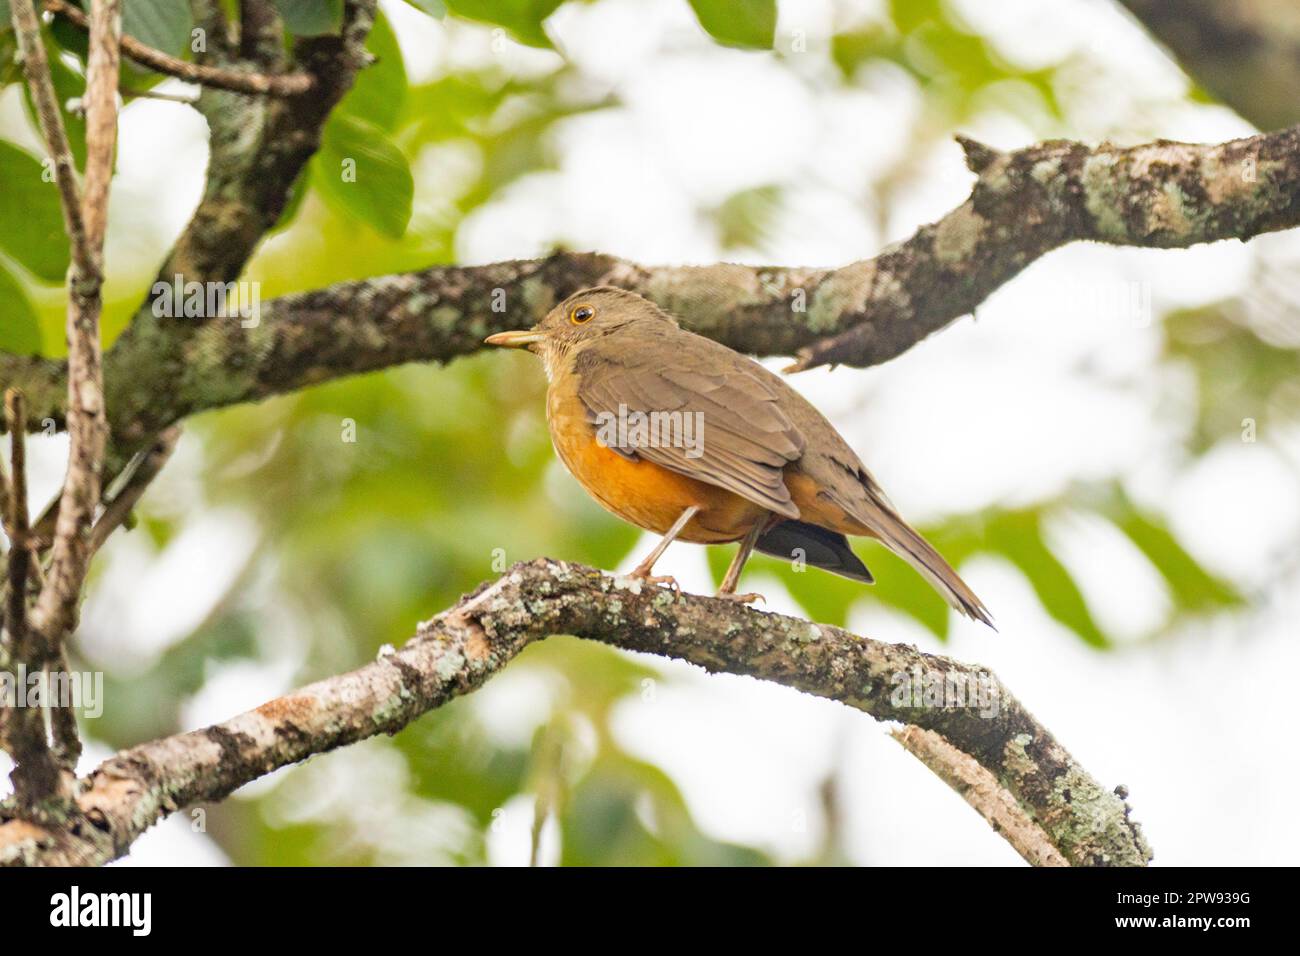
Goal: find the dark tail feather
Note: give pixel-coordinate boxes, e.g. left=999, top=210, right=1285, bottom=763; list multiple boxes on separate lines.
left=756, top=520, right=874, bottom=584
left=868, top=511, right=996, bottom=629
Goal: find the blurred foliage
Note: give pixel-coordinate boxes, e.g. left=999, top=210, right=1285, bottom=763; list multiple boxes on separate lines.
left=444, top=0, right=563, bottom=49
left=1, top=0, right=1296, bottom=865
left=1164, top=296, right=1300, bottom=454
left=708, top=184, right=783, bottom=252
left=831, top=0, right=1063, bottom=122
left=688, top=0, right=775, bottom=51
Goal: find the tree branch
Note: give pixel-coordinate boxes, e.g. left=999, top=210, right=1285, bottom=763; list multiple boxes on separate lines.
left=77, top=0, right=119, bottom=254
left=0, top=390, right=63, bottom=808
left=6, top=122, right=1299, bottom=441
left=1117, top=0, right=1300, bottom=132
left=891, top=725, right=1069, bottom=867
left=43, top=0, right=314, bottom=97
left=2, top=392, right=31, bottom=652
left=25, top=0, right=117, bottom=650
left=0, top=559, right=1152, bottom=867
left=5, top=1, right=123, bottom=807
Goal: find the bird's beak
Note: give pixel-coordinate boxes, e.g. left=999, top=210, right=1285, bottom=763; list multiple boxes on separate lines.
left=485, top=329, right=545, bottom=349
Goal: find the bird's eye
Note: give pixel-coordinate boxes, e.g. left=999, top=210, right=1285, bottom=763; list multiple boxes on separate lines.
left=570, top=305, right=595, bottom=325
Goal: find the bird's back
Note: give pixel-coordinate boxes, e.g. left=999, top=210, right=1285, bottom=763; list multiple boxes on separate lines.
left=615, top=322, right=887, bottom=524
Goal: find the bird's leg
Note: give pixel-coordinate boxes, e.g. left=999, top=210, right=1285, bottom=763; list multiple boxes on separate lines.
left=629, top=505, right=700, bottom=591
left=716, top=520, right=765, bottom=604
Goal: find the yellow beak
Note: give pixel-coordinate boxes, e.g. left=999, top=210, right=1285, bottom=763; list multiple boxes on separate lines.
left=485, top=329, right=544, bottom=349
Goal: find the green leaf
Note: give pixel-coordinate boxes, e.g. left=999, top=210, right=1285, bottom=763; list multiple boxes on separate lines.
left=831, top=26, right=902, bottom=79
left=986, top=510, right=1109, bottom=648
left=314, top=115, right=414, bottom=238
left=444, top=0, right=562, bottom=50
left=0, top=26, right=18, bottom=80
left=0, top=140, right=71, bottom=281
left=49, top=8, right=90, bottom=59
left=1107, top=496, right=1243, bottom=613
left=271, top=0, right=343, bottom=36
left=403, top=0, right=447, bottom=16
left=889, top=0, right=941, bottom=34
left=0, top=259, right=43, bottom=355
left=687, top=0, right=776, bottom=50
left=337, top=8, right=406, bottom=132
left=710, top=184, right=781, bottom=250
left=123, top=0, right=193, bottom=57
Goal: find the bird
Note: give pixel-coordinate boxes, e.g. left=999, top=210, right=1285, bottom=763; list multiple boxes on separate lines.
left=486, top=286, right=993, bottom=627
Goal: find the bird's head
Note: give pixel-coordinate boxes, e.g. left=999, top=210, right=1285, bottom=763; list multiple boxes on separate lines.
left=485, top=287, right=676, bottom=371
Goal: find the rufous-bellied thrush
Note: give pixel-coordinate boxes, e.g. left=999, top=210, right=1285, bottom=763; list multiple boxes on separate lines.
left=487, top=287, right=992, bottom=626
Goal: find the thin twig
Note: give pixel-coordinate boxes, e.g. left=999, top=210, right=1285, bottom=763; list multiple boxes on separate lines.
left=79, top=0, right=121, bottom=256
left=8, top=0, right=89, bottom=277
left=27, top=0, right=115, bottom=647
left=44, top=0, right=314, bottom=96
left=0, top=390, right=64, bottom=811
left=3, top=391, right=30, bottom=650
left=9, top=1, right=121, bottom=802
left=891, top=725, right=1069, bottom=867
left=38, top=0, right=120, bottom=766
left=0, top=446, right=13, bottom=553
left=89, top=426, right=180, bottom=555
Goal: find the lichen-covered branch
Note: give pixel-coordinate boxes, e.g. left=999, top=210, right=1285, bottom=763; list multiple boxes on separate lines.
left=5, top=123, right=1299, bottom=441
left=0, top=558, right=1151, bottom=867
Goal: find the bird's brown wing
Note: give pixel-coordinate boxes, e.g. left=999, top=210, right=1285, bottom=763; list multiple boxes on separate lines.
left=574, top=328, right=805, bottom=518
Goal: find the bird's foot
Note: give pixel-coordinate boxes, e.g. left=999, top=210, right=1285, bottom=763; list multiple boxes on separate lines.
left=715, top=591, right=765, bottom=606
left=630, top=570, right=680, bottom=594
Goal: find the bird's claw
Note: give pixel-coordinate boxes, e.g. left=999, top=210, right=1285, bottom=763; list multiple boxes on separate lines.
left=631, top=571, right=680, bottom=594
left=715, top=591, right=765, bottom=606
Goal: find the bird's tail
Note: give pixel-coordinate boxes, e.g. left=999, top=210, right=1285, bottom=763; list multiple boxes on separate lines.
left=755, top=519, right=874, bottom=583
left=866, top=506, right=995, bottom=629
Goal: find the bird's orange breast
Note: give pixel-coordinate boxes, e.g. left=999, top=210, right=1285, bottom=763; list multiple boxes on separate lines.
left=546, top=383, right=766, bottom=543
